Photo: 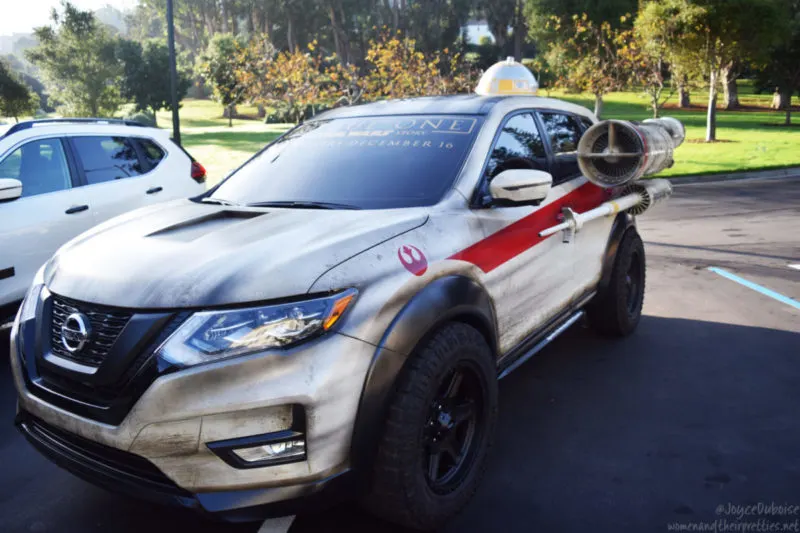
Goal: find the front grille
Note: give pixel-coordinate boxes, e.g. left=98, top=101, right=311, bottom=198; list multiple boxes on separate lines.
left=50, top=296, right=132, bottom=366
left=18, top=412, right=192, bottom=500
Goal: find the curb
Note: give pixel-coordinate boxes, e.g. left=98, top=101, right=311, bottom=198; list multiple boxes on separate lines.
left=669, top=167, right=800, bottom=185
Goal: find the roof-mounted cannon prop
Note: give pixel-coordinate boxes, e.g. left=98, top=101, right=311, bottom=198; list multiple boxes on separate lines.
left=539, top=117, right=684, bottom=242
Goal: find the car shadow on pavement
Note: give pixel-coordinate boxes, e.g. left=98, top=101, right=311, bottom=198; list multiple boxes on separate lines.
left=1, top=316, right=799, bottom=533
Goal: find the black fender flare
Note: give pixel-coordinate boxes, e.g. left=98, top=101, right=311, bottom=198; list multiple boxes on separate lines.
left=597, top=212, right=637, bottom=293
left=349, top=275, right=497, bottom=479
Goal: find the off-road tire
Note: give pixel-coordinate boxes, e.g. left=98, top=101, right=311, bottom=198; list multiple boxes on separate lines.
left=587, top=229, right=646, bottom=337
left=363, top=322, right=498, bottom=531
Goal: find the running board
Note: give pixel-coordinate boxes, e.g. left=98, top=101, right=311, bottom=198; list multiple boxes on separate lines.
left=498, top=310, right=585, bottom=380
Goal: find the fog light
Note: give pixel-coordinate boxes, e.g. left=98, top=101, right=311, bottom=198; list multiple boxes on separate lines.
left=232, top=439, right=306, bottom=463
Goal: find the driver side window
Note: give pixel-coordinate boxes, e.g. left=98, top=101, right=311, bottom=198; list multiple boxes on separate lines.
left=485, top=113, right=547, bottom=181
left=0, top=138, right=73, bottom=198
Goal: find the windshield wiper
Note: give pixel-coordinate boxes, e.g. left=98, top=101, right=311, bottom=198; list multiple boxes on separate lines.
left=199, top=197, right=240, bottom=206
left=247, top=200, right=361, bottom=210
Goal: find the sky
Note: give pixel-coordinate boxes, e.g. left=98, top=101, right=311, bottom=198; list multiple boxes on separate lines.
left=1, top=0, right=137, bottom=37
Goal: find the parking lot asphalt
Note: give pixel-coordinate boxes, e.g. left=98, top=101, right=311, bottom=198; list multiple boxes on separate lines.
left=1, top=176, right=798, bottom=533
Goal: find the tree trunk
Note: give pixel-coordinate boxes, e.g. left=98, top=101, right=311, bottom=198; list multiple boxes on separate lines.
left=771, top=88, right=789, bottom=110
left=722, top=67, right=739, bottom=110
left=257, top=103, right=266, bottom=118
left=287, top=14, right=296, bottom=52
left=328, top=1, right=349, bottom=63
left=706, top=69, right=718, bottom=142
left=221, top=0, right=229, bottom=33
left=248, top=10, right=255, bottom=35
left=263, top=7, right=272, bottom=42
left=782, top=89, right=792, bottom=125
left=594, top=94, right=603, bottom=118
left=224, top=104, right=237, bottom=126
left=678, top=83, right=690, bottom=108
left=513, top=27, right=522, bottom=61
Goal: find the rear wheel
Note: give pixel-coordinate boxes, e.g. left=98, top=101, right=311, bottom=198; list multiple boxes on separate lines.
left=587, top=230, right=646, bottom=337
left=364, top=322, right=497, bottom=531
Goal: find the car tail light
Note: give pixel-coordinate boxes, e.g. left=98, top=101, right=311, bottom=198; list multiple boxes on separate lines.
left=191, top=161, right=207, bottom=184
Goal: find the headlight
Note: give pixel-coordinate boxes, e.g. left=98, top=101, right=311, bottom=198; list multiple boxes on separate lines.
left=156, top=289, right=357, bottom=367
left=18, top=265, right=46, bottom=323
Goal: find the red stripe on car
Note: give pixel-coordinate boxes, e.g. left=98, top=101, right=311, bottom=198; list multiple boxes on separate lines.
left=448, top=182, right=608, bottom=273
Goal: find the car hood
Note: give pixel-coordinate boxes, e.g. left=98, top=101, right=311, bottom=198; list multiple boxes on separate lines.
left=46, top=200, right=428, bottom=309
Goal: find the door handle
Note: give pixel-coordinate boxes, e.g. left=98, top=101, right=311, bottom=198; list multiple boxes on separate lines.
left=146, top=186, right=163, bottom=195
left=65, top=205, right=89, bottom=214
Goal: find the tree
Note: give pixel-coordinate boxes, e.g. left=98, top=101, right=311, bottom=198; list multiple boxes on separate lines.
left=480, top=0, right=528, bottom=60
left=363, top=30, right=476, bottom=100
left=542, top=14, right=634, bottom=117
left=2, top=54, right=52, bottom=112
left=259, top=43, right=327, bottom=123
left=197, top=34, right=248, bottom=126
left=526, top=0, right=637, bottom=44
left=633, top=0, right=705, bottom=118
left=666, top=0, right=783, bottom=141
left=755, top=0, right=800, bottom=125
left=118, top=39, right=192, bottom=126
left=26, top=1, right=122, bottom=117
left=0, top=59, right=38, bottom=121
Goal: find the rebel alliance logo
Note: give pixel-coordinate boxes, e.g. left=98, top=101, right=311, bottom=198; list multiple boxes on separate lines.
left=61, top=313, right=92, bottom=353
left=398, top=244, right=428, bottom=276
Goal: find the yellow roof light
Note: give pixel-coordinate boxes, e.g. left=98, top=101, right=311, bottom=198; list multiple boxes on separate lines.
left=475, top=57, right=538, bottom=96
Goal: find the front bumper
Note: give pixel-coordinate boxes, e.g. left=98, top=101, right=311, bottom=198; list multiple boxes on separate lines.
left=10, top=316, right=376, bottom=518
left=15, top=411, right=353, bottom=521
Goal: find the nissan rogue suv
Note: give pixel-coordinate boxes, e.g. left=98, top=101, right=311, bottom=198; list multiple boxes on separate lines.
left=9, top=69, right=678, bottom=529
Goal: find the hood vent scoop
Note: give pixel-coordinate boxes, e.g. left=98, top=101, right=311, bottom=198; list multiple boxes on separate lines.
left=147, top=210, right=266, bottom=242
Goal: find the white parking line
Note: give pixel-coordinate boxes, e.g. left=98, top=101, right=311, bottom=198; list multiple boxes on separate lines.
left=257, top=515, right=296, bottom=533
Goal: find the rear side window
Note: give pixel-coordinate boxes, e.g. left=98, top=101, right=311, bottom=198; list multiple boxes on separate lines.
left=540, top=112, right=583, bottom=154
left=71, top=136, right=144, bottom=184
left=138, top=138, right=166, bottom=168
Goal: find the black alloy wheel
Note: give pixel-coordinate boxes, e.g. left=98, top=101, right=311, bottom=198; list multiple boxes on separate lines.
left=423, top=363, right=485, bottom=494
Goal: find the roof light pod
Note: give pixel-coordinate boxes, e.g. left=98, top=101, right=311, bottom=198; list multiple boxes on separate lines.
left=475, top=57, right=539, bottom=96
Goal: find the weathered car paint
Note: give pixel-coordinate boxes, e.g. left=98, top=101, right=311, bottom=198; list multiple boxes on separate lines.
left=10, top=326, right=376, bottom=492
left=45, top=200, right=428, bottom=308
left=348, top=275, right=497, bottom=477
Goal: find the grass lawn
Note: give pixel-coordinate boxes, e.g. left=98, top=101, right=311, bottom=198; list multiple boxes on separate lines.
left=5, top=81, right=799, bottom=186
left=155, top=100, right=291, bottom=186
left=544, top=84, right=800, bottom=178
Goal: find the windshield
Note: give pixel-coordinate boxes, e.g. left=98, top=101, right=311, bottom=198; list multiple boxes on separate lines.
left=210, top=114, right=483, bottom=209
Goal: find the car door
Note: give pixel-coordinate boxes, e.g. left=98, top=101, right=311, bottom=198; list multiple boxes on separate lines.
left=538, top=110, right=613, bottom=297
left=468, top=112, right=583, bottom=354
left=66, top=135, right=162, bottom=224
left=0, top=137, right=95, bottom=305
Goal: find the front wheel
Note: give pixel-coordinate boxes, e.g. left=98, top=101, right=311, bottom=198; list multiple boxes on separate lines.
left=587, top=229, right=646, bottom=337
left=363, top=322, right=498, bottom=531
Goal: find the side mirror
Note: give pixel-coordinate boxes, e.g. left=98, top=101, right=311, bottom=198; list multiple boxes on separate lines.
left=489, top=169, right=552, bottom=205
left=0, top=178, right=22, bottom=202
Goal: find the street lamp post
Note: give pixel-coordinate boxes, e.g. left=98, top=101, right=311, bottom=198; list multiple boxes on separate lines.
left=166, top=0, right=181, bottom=145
